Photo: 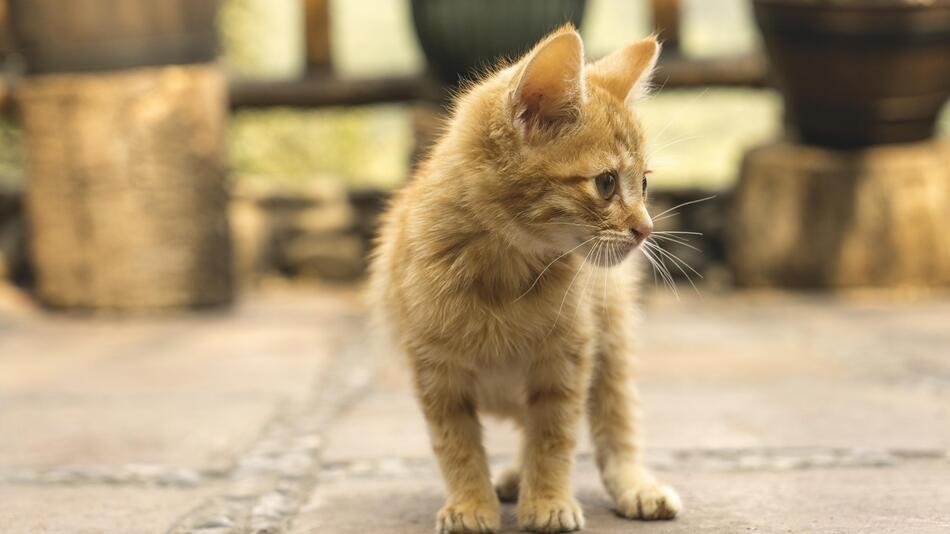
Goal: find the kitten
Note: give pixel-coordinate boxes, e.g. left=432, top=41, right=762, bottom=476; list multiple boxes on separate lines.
left=369, top=25, right=680, bottom=533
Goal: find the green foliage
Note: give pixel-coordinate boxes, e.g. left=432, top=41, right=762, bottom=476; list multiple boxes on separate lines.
left=229, top=105, right=412, bottom=190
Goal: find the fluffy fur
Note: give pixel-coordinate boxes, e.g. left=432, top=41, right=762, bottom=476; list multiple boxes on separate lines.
left=368, top=25, right=680, bottom=533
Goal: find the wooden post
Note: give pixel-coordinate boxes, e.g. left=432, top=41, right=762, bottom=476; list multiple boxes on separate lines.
left=10, top=0, right=234, bottom=310
left=304, top=0, right=333, bottom=75
left=730, top=141, right=950, bottom=288
left=651, top=0, right=681, bottom=54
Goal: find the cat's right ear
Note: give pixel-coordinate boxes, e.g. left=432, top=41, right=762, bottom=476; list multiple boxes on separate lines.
left=510, top=28, right=586, bottom=133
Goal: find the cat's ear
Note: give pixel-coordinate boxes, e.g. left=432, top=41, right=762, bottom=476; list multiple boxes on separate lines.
left=511, top=28, right=586, bottom=130
left=588, top=36, right=661, bottom=103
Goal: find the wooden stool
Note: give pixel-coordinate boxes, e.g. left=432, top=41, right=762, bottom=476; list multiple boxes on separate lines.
left=730, top=140, right=950, bottom=289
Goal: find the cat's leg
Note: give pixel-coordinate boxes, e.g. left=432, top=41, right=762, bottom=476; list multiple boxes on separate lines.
left=587, top=339, right=681, bottom=520
left=412, top=362, right=500, bottom=533
left=516, top=353, right=587, bottom=532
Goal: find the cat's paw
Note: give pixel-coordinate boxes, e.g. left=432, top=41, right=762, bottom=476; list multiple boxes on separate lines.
left=494, top=466, right=520, bottom=503
left=615, top=483, right=681, bottom=520
left=436, top=500, right=500, bottom=533
left=517, top=496, right=585, bottom=532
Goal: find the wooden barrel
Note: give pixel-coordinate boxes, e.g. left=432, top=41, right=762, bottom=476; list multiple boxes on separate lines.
left=8, top=0, right=219, bottom=74
left=19, top=65, right=233, bottom=310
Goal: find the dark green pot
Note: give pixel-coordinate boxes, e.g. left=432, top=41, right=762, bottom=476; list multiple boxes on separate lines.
left=753, top=0, right=950, bottom=147
left=410, top=0, right=587, bottom=85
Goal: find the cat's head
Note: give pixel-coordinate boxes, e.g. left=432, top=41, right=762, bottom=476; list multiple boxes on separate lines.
left=473, top=26, right=660, bottom=267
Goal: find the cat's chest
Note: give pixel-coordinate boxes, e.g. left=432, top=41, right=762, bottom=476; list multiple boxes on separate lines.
left=456, top=296, right=596, bottom=359
left=473, top=363, right=528, bottom=415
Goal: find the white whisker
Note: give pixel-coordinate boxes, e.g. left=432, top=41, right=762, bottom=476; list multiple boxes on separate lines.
left=651, top=233, right=700, bottom=252
left=651, top=195, right=717, bottom=221
left=551, top=241, right=597, bottom=332
left=644, top=241, right=702, bottom=297
left=515, top=236, right=596, bottom=302
left=641, top=245, right=677, bottom=298
left=536, top=221, right=599, bottom=229
left=653, top=230, right=704, bottom=236
left=650, top=87, right=710, bottom=147
left=649, top=135, right=705, bottom=157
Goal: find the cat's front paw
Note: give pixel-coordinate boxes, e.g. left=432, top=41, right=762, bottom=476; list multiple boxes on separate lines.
left=615, top=483, right=681, bottom=520
left=517, top=496, right=585, bottom=532
left=436, top=500, right=500, bottom=533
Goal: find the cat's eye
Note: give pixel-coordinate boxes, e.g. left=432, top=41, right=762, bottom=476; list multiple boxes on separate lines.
left=642, top=175, right=648, bottom=195
left=595, top=172, right=617, bottom=200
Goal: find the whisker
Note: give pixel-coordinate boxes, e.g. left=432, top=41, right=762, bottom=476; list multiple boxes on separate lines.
left=535, top=221, right=600, bottom=229
left=551, top=240, right=597, bottom=331
left=651, top=195, right=717, bottom=221
left=653, top=230, right=704, bottom=236
left=641, top=246, right=659, bottom=287
left=648, top=241, right=704, bottom=280
left=641, top=245, right=677, bottom=298
left=580, top=242, right=601, bottom=311
left=648, top=134, right=705, bottom=157
left=644, top=241, right=702, bottom=297
left=602, top=245, right=610, bottom=321
left=650, top=234, right=700, bottom=252
left=515, top=236, right=597, bottom=302
left=650, top=87, right=710, bottom=147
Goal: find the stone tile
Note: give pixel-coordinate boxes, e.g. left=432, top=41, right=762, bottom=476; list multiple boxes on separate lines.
left=322, top=295, right=950, bottom=462
left=0, top=290, right=358, bottom=399
left=0, top=290, right=360, bottom=470
left=0, top=394, right=276, bottom=470
left=293, top=460, right=950, bottom=534
left=642, top=382, right=950, bottom=450
left=0, top=484, right=222, bottom=534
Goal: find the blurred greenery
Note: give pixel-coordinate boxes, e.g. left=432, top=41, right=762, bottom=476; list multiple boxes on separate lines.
left=229, top=105, right=412, bottom=191
left=640, top=89, right=782, bottom=189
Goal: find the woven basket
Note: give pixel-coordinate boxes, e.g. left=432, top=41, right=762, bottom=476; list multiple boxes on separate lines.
left=19, top=64, right=233, bottom=310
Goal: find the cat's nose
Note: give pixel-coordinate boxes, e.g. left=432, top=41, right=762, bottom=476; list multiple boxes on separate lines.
left=630, top=220, right=653, bottom=242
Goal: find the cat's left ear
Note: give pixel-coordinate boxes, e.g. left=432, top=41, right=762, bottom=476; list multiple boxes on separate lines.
left=511, top=28, right=586, bottom=130
left=588, top=36, right=661, bottom=103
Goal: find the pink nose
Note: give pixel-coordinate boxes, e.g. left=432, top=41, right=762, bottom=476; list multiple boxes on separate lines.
left=630, top=220, right=652, bottom=241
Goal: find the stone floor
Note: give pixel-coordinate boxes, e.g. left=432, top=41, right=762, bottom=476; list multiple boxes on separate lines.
left=1, top=286, right=949, bottom=533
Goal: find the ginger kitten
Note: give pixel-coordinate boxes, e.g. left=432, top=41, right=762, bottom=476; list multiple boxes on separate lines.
left=369, top=26, right=680, bottom=533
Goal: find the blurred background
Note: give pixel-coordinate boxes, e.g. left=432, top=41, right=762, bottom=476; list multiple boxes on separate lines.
left=0, top=0, right=945, bottom=299
left=0, top=1, right=949, bottom=533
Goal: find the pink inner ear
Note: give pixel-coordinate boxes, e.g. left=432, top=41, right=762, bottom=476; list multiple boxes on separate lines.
left=512, top=30, right=585, bottom=127
left=519, top=91, right=544, bottom=121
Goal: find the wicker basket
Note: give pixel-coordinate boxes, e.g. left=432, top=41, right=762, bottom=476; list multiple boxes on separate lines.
left=19, top=64, right=233, bottom=310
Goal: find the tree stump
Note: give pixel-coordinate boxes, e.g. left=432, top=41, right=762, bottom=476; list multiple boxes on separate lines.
left=19, top=65, right=233, bottom=309
left=730, top=140, right=950, bottom=288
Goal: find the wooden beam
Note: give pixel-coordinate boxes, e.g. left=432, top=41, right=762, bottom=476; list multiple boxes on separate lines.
left=655, top=52, right=767, bottom=88
left=652, top=0, right=681, bottom=52
left=303, top=0, right=333, bottom=74
left=229, top=74, right=442, bottom=109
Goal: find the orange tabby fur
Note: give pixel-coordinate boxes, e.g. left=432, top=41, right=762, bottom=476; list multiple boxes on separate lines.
left=368, top=26, right=681, bottom=533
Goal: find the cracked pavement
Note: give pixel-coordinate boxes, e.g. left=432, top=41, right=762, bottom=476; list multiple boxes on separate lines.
left=1, top=288, right=949, bottom=533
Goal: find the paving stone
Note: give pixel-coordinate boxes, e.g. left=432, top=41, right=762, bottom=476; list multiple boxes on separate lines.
left=0, top=485, right=222, bottom=534
left=0, top=290, right=360, bottom=471
left=312, top=293, right=950, bottom=533
left=322, top=294, right=950, bottom=462
left=293, top=460, right=950, bottom=534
